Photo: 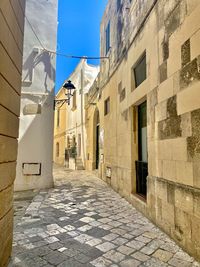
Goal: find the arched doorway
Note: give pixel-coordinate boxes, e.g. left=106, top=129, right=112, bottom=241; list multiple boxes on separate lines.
left=96, top=111, right=100, bottom=169
left=94, top=109, right=100, bottom=170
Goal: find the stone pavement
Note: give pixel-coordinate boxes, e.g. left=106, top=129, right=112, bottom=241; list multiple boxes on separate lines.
left=9, top=168, right=200, bottom=267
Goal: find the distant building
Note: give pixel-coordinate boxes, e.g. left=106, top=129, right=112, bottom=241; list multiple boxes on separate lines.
left=0, top=0, right=25, bottom=265
left=54, top=59, right=99, bottom=170
left=15, top=0, right=58, bottom=191
left=85, top=0, right=200, bottom=261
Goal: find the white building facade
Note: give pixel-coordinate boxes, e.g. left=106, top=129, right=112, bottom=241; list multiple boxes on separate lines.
left=15, top=0, right=58, bottom=191
left=65, top=60, right=99, bottom=170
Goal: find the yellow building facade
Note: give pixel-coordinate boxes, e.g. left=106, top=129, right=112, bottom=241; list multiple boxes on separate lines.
left=86, top=0, right=200, bottom=261
left=54, top=88, right=68, bottom=166
left=0, top=0, right=25, bottom=265
left=54, top=60, right=99, bottom=170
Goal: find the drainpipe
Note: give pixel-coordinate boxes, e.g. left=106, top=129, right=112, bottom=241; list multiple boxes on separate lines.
left=81, top=60, right=86, bottom=168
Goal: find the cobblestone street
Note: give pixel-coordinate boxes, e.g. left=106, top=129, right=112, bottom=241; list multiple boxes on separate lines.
left=10, top=168, right=200, bottom=267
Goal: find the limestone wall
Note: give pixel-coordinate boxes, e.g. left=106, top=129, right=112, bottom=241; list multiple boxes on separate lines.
left=54, top=89, right=68, bottom=166
left=0, top=0, right=25, bottom=265
left=86, top=0, right=200, bottom=260
left=62, top=60, right=99, bottom=170
left=15, top=0, right=58, bottom=191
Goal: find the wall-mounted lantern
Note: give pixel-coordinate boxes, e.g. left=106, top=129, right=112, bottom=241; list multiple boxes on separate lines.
left=54, top=80, right=76, bottom=108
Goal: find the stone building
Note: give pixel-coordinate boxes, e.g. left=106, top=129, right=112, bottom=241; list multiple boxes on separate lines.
left=85, top=0, right=200, bottom=260
left=15, top=0, right=58, bottom=191
left=54, top=59, right=99, bottom=170
left=0, top=0, right=25, bottom=265
left=54, top=88, right=68, bottom=166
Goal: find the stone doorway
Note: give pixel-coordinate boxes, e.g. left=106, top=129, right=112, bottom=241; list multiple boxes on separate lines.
left=135, top=101, right=148, bottom=198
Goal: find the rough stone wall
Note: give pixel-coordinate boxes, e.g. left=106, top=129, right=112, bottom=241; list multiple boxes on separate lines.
left=86, top=0, right=200, bottom=261
left=0, top=0, right=25, bottom=265
left=147, top=0, right=200, bottom=259
left=100, top=0, right=156, bottom=87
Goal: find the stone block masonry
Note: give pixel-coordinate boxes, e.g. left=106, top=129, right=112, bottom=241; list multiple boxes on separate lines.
left=85, top=0, right=200, bottom=261
left=0, top=0, right=25, bottom=265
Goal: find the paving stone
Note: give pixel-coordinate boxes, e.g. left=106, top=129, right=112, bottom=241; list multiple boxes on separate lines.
left=64, top=225, right=76, bottom=231
left=96, top=242, right=116, bottom=252
left=86, top=238, right=102, bottom=246
left=84, top=212, right=97, bottom=216
left=63, top=248, right=79, bottom=257
left=56, top=232, right=71, bottom=241
left=103, top=249, right=125, bottom=262
left=74, top=234, right=93, bottom=243
left=108, top=221, right=122, bottom=227
left=12, top=168, right=199, bottom=267
left=119, top=258, right=141, bottom=267
left=135, top=236, right=151, bottom=244
left=126, top=240, right=145, bottom=250
left=117, top=245, right=136, bottom=255
left=160, top=242, right=180, bottom=254
left=89, top=221, right=103, bottom=227
left=58, top=247, right=67, bottom=252
left=90, top=256, right=112, bottom=266
left=31, top=246, right=53, bottom=257
left=58, top=258, right=92, bottom=267
left=98, top=218, right=112, bottom=224
left=174, top=251, right=194, bottom=262
left=111, top=228, right=127, bottom=236
left=140, top=246, right=157, bottom=255
left=43, top=251, right=68, bottom=265
left=74, top=252, right=91, bottom=264
left=142, top=232, right=157, bottom=239
left=140, top=257, right=168, bottom=266
left=46, top=229, right=60, bottom=236
left=123, top=233, right=134, bottom=240
left=31, top=240, right=49, bottom=249
left=68, top=231, right=80, bottom=237
left=148, top=239, right=165, bottom=249
left=103, top=233, right=119, bottom=241
left=86, top=227, right=110, bottom=238
left=85, top=247, right=103, bottom=259
left=112, top=237, right=128, bottom=246
left=48, top=241, right=63, bottom=250
left=131, top=251, right=150, bottom=261
left=80, top=217, right=95, bottom=223
left=45, top=236, right=59, bottom=244
left=169, top=257, right=194, bottom=267
left=98, top=224, right=113, bottom=230
left=78, top=225, right=93, bottom=232
left=152, top=248, right=173, bottom=262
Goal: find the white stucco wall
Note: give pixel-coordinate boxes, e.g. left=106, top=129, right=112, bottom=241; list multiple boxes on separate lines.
left=65, top=60, right=99, bottom=170
left=15, top=0, right=58, bottom=191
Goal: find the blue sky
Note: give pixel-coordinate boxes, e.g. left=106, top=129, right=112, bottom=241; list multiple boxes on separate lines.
left=55, top=0, right=108, bottom=93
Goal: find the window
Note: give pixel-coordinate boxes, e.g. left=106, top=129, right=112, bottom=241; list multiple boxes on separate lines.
left=117, top=0, right=121, bottom=11
left=105, top=22, right=110, bottom=55
left=78, top=134, right=81, bottom=157
left=57, top=109, right=60, bottom=127
left=56, top=142, right=59, bottom=157
left=104, top=97, right=110, bottom=116
left=135, top=101, right=148, bottom=197
left=67, top=136, right=70, bottom=148
left=72, top=91, right=77, bottom=110
left=133, top=52, right=146, bottom=88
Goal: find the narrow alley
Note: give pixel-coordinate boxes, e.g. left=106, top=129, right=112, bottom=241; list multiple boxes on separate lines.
left=10, top=168, right=200, bottom=267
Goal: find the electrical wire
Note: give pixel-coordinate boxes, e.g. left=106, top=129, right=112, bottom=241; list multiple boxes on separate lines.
left=23, top=13, right=109, bottom=60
